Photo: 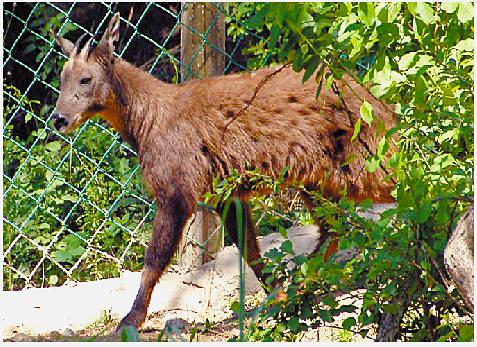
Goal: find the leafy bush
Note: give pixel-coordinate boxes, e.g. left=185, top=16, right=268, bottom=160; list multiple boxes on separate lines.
left=224, top=2, right=473, bottom=342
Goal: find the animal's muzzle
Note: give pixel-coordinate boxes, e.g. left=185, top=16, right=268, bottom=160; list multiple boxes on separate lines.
left=52, top=112, right=68, bottom=130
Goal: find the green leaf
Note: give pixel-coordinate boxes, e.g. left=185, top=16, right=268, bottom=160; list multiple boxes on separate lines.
left=441, top=2, right=458, bottom=13
left=52, top=250, right=71, bottom=263
left=435, top=199, right=449, bottom=225
left=35, top=51, right=45, bottom=63
left=342, top=317, right=356, bottom=330
left=458, top=323, right=474, bottom=342
left=24, top=112, right=33, bottom=123
left=339, top=237, right=350, bottom=250
left=369, top=83, right=389, bottom=98
left=37, top=222, right=50, bottom=230
left=315, top=64, right=326, bottom=99
left=230, top=300, right=240, bottom=313
left=438, top=129, right=457, bottom=144
left=248, top=6, right=267, bottom=29
left=387, top=3, right=402, bottom=22
left=313, top=206, right=326, bottom=217
left=353, top=232, right=367, bottom=247
left=398, top=52, right=417, bottom=70
left=365, top=156, right=380, bottom=173
left=382, top=303, right=399, bottom=314
left=302, top=56, right=321, bottom=83
left=319, top=309, right=332, bottom=322
left=416, top=201, right=433, bottom=224
left=360, top=101, right=374, bottom=125
left=417, top=2, right=435, bottom=24
left=300, top=262, right=308, bottom=276
left=44, top=141, right=62, bottom=153
left=358, top=2, right=376, bottom=26
left=360, top=198, right=373, bottom=209
left=325, top=73, right=334, bottom=91
left=377, top=137, right=389, bottom=158
left=62, top=22, right=78, bottom=34
left=22, top=43, right=36, bottom=55
left=68, top=245, right=85, bottom=257
left=457, top=3, right=474, bottom=23
left=407, top=2, right=418, bottom=17
left=455, top=38, right=474, bottom=52
left=293, top=48, right=304, bottom=72
left=376, top=23, right=400, bottom=46
left=414, top=76, right=427, bottom=106
left=48, top=275, right=58, bottom=285
left=322, top=295, right=338, bottom=308
left=62, top=194, right=78, bottom=203
left=387, top=152, right=399, bottom=169
left=351, top=118, right=362, bottom=141
left=288, top=316, right=299, bottom=332
left=281, top=240, right=294, bottom=254
left=269, top=23, right=280, bottom=48
left=279, top=166, right=290, bottom=180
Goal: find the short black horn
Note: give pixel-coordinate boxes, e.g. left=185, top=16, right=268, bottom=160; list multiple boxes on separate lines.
left=71, top=33, right=88, bottom=58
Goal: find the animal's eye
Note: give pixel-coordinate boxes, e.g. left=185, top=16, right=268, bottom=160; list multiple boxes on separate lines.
left=80, top=77, right=92, bottom=85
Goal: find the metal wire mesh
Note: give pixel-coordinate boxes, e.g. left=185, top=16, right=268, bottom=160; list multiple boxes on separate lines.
left=3, top=2, right=264, bottom=290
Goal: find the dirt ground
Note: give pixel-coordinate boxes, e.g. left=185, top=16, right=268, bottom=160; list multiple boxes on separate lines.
left=3, top=206, right=394, bottom=342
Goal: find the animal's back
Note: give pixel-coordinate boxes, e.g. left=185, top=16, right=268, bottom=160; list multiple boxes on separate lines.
left=175, top=65, right=396, bottom=202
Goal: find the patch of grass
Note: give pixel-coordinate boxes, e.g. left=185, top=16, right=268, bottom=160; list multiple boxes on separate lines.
left=338, top=328, right=353, bottom=342
left=87, top=309, right=115, bottom=330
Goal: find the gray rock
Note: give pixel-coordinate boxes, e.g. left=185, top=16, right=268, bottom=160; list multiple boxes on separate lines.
left=62, top=328, right=75, bottom=336
left=444, top=205, right=474, bottom=312
left=163, top=317, right=190, bottom=335
left=13, top=333, right=32, bottom=342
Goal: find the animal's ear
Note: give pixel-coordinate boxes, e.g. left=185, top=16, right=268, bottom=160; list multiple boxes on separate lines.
left=51, top=30, right=75, bottom=57
left=95, top=12, right=120, bottom=65
left=101, top=12, right=121, bottom=44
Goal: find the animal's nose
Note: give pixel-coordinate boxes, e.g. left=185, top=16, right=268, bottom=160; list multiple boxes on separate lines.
left=52, top=112, right=68, bottom=130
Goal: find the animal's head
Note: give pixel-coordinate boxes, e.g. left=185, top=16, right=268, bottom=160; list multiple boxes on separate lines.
left=51, top=13, right=120, bottom=133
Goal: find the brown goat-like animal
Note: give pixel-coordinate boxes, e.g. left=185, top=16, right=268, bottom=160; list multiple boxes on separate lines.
left=52, top=13, right=396, bottom=331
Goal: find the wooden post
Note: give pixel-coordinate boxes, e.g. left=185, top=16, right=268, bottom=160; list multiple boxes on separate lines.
left=178, top=2, right=224, bottom=269
left=180, top=2, right=225, bottom=80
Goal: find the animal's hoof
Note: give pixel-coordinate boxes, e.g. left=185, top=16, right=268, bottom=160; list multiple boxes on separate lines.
left=115, top=324, right=126, bottom=336
left=115, top=315, right=140, bottom=336
left=116, top=308, right=147, bottom=334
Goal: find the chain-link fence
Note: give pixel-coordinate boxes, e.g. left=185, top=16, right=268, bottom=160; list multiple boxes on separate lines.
left=3, top=2, right=269, bottom=290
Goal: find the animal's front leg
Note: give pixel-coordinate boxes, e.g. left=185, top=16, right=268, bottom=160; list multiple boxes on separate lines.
left=117, top=191, right=194, bottom=332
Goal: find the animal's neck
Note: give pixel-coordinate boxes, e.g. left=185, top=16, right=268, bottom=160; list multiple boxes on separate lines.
left=104, top=59, right=176, bottom=151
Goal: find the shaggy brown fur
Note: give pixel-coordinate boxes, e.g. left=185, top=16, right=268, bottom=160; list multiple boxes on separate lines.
left=52, top=13, right=397, bottom=331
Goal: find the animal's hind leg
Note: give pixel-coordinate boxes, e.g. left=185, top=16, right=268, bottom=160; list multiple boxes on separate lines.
left=300, top=191, right=339, bottom=262
left=218, top=199, right=266, bottom=284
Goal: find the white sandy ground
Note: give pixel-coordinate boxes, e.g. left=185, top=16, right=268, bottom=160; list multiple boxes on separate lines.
left=2, top=204, right=393, bottom=341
